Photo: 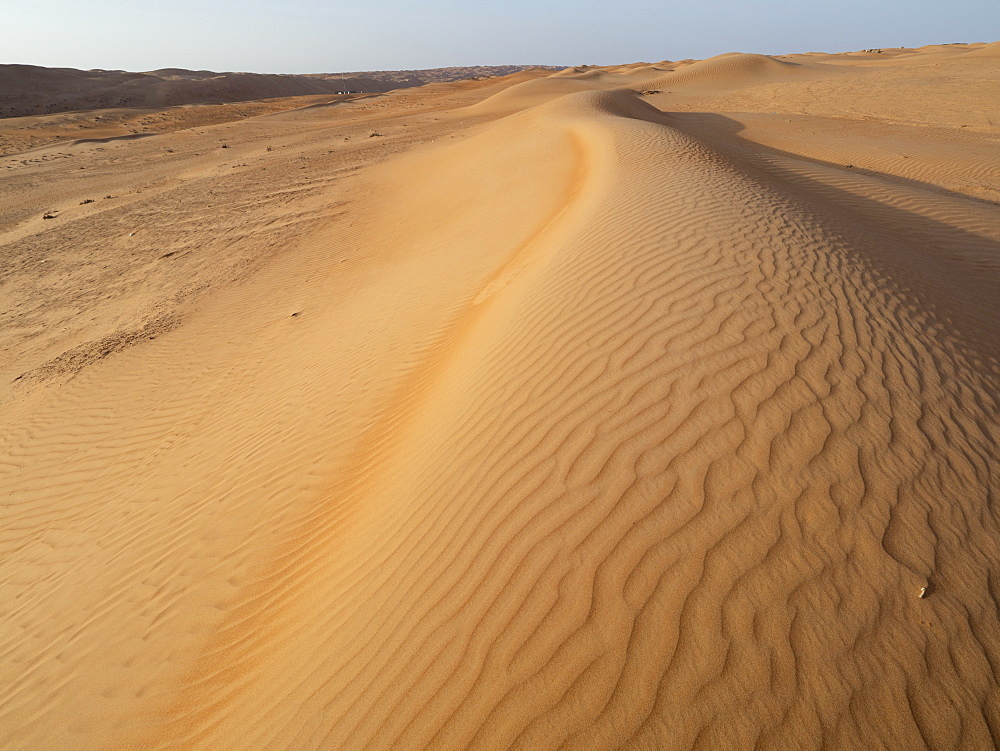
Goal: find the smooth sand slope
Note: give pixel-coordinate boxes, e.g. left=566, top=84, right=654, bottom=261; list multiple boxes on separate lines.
left=1, top=44, right=999, bottom=749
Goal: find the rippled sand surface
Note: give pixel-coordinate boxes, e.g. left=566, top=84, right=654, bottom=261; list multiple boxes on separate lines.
left=2, top=43, right=999, bottom=749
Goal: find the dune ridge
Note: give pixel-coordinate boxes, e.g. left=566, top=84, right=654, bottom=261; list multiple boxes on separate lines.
left=1, top=43, right=998, bottom=749
left=138, top=88, right=1000, bottom=750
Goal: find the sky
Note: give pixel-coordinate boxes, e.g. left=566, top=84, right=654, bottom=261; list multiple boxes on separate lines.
left=5, top=0, right=998, bottom=73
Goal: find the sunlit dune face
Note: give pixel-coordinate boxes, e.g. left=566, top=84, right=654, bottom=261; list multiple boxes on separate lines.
left=1, top=44, right=998, bottom=750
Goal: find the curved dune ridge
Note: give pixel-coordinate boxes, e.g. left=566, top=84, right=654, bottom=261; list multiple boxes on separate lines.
left=659, top=52, right=799, bottom=83
left=1, top=43, right=999, bottom=750
left=967, top=41, right=1000, bottom=58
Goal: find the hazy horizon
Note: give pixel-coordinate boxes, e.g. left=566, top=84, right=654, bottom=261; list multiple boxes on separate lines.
left=5, top=0, right=998, bottom=74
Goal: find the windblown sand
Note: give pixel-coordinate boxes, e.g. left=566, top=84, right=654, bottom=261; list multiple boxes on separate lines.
left=1, top=43, right=999, bottom=749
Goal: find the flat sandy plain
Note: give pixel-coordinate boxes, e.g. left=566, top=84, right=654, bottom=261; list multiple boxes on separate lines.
left=1, top=42, right=999, bottom=749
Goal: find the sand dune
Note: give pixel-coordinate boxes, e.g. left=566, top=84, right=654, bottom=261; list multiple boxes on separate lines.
left=967, top=41, right=1000, bottom=58
left=650, top=52, right=807, bottom=87
left=1, top=43, right=999, bottom=749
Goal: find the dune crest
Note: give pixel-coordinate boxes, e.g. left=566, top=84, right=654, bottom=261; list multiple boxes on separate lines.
left=967, top=41, right=1000, bottom=58
left=1, top=42, right=998, bottom=749
left=643, top=52, right=830, bottom=93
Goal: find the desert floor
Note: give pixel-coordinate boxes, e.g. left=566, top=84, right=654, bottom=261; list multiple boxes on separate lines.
left=2, top=43, right=999, bottom=749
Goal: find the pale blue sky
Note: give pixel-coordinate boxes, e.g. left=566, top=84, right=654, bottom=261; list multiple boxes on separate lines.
left=6, top=0, right=998, bottom=73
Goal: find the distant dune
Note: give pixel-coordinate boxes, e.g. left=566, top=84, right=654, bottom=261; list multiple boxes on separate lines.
left=0, top=63, right=555, bottom=117
left=0, top=42, right=998, bottom=750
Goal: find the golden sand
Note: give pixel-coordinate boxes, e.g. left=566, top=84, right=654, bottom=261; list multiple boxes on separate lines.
left=1, top=44, right=998, bottom=749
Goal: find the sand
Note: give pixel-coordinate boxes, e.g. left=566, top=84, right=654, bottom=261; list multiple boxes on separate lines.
left=1, top=43, right=998, bottom=749
left=0, top=64, right=553, bottom=120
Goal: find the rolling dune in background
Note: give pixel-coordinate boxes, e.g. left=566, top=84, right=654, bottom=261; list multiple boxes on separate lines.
left=1, top=43, right=998, bottom=749
left=0, top=64, right=551, bottom=119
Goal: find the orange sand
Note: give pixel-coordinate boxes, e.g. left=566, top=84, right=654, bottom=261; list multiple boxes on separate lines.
left=1, top=43, right=999, bottom=749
